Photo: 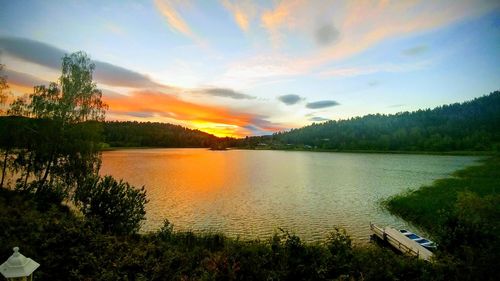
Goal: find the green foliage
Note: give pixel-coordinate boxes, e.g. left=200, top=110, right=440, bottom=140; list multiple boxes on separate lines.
left=157, top=219, right=174, bottom=240
left=0, top=52, right=107, bottom=197
left=2, top=188, right=437, bottom=281
left=0, top=62, right=10, bottom=114
left=350, top=246, right=432, bottom=281
left=74, top=175, right=148, bottom=235
left=239, top=91, right=500, bottom=152
left=385, top=157, right=500, bottom=281
left=384, top=157, right=500, bottom=232
left=325, top=227, right=353, bottom=277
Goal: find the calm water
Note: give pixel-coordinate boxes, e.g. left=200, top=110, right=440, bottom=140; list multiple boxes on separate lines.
left=100, top=149, right=480, bottom=242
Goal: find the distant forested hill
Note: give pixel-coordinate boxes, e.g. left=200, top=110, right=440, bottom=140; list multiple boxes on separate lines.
left=0, top=119, right=226, bottom=149
left=103, top=121, right=223, bottom=148
left=239, top=91, right=500, bottom=152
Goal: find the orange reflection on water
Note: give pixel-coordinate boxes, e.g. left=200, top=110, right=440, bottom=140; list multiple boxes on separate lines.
left=99, top=149, right=249, bottom=231
left=170, top=150, right=231, bottom=194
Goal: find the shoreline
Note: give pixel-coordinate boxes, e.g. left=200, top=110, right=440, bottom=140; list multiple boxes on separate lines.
left=102, top=146, right=495, bottom=156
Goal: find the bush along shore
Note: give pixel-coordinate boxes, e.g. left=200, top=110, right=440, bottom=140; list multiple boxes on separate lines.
left=1, top=187, right=433, bottom=281
left=384, top=156, right=500, bottom=280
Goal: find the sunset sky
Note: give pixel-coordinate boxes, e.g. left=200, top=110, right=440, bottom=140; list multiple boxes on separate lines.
left=1, top=0, right=499, bottom=137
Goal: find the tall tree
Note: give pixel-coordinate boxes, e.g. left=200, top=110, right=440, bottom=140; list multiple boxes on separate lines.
left=0, top=59, right=9, bottom=114
left=3, top=52, right=107, bottom=197
left=0, top=61, right=11, bottom=188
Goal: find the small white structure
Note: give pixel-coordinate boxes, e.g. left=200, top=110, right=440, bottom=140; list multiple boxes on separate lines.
left=0, top=247, right=40, bottom=281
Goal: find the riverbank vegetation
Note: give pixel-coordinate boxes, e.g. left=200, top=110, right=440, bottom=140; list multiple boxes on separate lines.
left=1, top=188, right=435, bottom=280
left=385, top=156, right=500, bottom=280
left=1, top=52, right=498, bottom=280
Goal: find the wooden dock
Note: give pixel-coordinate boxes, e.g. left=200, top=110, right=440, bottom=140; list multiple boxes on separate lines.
left=370, top=223, right=433, bottom=261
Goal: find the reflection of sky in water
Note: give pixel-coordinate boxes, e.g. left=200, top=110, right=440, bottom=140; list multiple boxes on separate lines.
left=100, top=149, right=480, bottom=243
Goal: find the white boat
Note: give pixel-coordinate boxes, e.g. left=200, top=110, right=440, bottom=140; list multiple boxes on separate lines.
left=370, top=223, right=435, bottom=261
left=398, top=229, right=437, bottom=251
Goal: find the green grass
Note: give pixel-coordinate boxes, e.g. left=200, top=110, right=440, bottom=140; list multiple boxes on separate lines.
left=384, top=156, right=500, bottom=233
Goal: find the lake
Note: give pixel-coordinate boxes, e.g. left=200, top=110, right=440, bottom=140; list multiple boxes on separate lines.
left=100, top=149, right=480, bottom=242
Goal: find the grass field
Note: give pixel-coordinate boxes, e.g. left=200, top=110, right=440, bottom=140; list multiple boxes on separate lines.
left=384, top=156, right=499, bottom=233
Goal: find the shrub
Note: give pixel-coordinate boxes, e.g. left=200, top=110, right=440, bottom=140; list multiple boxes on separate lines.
left=74, top=175, right=148, bottom=235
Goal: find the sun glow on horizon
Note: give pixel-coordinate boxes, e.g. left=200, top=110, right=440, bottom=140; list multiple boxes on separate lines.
left=1, top=0, right=499, bottom=137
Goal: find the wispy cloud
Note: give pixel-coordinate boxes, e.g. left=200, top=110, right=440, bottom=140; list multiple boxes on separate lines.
left=260, top=0, right=306, bottom=46
left=196, top=87, right=255, bottom=100
left=306, top=100, right=340, bottom=109
left=154, top=0, right=197, bottom=40
left=216, top=54, right=313, bottom=88
left=105, top=22, right=127, bottom=36
left=3, top=68, right=48, bottom=88
left=277, top=94, right=303, bottom=105
left=318, top=61, right=432, bottom=77
left=233, top=0, right=499, bottom=83
left=309, top=116, right=330, bottom=122
left=314, top=0, right=498, bottom=63
left=220, top=0, right=257, bottom=32
left=402, top=45, right=429, bottom=56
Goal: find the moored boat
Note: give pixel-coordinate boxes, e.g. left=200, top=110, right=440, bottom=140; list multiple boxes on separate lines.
left=370, top=223, right=435, bottom=261
left=399, top=229, right=437, bottom=251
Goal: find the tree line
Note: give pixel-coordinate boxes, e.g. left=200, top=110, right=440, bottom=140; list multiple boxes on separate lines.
left=102, top=121, right=222, bottom=148
left=236, top=91, right=500, bottom=152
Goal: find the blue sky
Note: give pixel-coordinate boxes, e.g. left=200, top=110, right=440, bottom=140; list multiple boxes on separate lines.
left=0, top=0, right=499, bottom=137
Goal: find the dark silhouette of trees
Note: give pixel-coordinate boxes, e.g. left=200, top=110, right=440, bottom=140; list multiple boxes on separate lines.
left=2, top=52, right=107, bottom=196
left=0, top=52, right=147, bottom=234
left=103, top=121, right=221, bottom=148
left=239, top=91, right=500, bottom=152
left=74, top=175, right=148, bottom=235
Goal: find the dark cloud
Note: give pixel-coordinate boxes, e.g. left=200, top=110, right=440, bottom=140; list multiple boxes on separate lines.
left=402, top=45, right=428, bottom=56
left=101, top=89, right=128, bottom=98
left=243, top=124, right=267, bottom=135
left=124, top=111, right=156, bottom=118
left=243, top=121, right=277, bottom=136
left=3, top=68, right=48, bottom=87
left=250, top=116, right=275, bottom=129
left=93, top=61, right=160, bottom=88
left=309, top=116, right=329, bottom=122
left=277, top=94, right=303, bottom=105
left=199, top=88, right=255, bottom=99
left=0, top=37, right=63, bottom=69
left=306, top=100, right=340, bottom=109
left=315, top=23, right=340, bottom=46
left=0, top=36, right=160, bottom=88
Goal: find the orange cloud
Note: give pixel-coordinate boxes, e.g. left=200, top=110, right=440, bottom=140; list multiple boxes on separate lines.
left=221, top=0, right=256, bottom=32
left=154, top=0, right=196, bottom=39
left=103, top=90, right=281, bottom=137
left=223, top=0, right=498, bottom=85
